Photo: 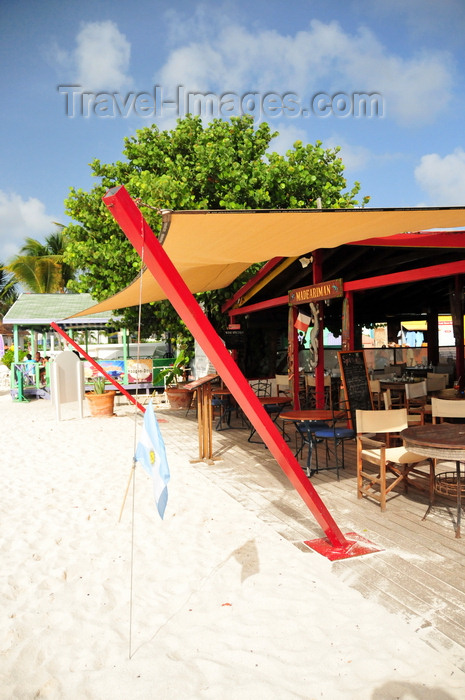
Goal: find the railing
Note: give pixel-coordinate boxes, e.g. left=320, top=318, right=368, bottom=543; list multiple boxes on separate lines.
left=9, top=357, right=175, bottom=392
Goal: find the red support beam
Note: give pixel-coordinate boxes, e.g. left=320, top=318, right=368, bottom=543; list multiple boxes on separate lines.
left=350, top=230, right=465, bottom=248
left=312, top=250, right=325, bottom=409
left=221, top=257, right=285, bottom=313
left=344, top=259, right=465, bottom=292
left=229, top=295, right=289, bottom=317
left=102, top=185, right=352, bottom=550
left=50, top=322, right=147, bottom=414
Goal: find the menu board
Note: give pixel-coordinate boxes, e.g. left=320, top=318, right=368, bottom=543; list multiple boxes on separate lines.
left=338, top=350, right=373, bottom=429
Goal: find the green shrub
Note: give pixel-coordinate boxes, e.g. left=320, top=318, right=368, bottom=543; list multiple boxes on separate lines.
left=1, top=348, right=27, bottom=369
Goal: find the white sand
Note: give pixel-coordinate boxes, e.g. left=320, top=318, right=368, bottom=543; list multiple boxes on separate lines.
left=1, top=390, right=464, bottom=699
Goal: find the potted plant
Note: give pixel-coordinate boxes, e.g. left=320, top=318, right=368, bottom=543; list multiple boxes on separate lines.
left=85, top=375, right=116, bottom=417
left=153, top=351, right=192, bottom=410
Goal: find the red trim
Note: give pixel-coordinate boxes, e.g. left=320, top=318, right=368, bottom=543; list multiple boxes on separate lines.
left=102, top=185, right=349, bottom=549
left=229, top=295, right=289, bottom=317
left=221, top=257, right=284, bottom=312
left=227, top=261, right=465, bottom=318
left=344, top=259, right=465, bottom=292
left=350, top=230, right=465, bottom=248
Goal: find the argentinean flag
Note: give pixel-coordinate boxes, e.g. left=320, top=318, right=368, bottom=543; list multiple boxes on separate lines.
left=135, top=400, right=170, bottom=519
left=294, top=311, right=311, bottom=333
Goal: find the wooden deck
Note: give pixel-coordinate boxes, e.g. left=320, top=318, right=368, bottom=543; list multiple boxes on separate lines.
left=142, top=400, right=465, bottom=673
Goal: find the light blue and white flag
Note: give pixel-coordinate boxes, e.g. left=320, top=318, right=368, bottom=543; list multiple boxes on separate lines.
left=135, top=400, right=170, bottom=519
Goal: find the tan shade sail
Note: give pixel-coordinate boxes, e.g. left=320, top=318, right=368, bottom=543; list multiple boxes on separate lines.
left=71, top=206, right=465, bottom=318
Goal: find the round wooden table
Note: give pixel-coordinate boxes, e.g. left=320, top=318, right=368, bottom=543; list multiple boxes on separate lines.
left=281, top=409, right=339, bottom=422
left=401, top=423, right=465, bottom=537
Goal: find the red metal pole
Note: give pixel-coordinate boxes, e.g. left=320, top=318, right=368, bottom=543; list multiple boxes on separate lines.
left=102, top=185, right=348, bottom=547
left=312, top=250, right=325, bottom=409
left=50, top=322, right=147, bottom=414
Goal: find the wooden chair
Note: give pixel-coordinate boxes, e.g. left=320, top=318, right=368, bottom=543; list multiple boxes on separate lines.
left=369, top=379, right=382, bottom=409
left=356, top=408, right=433, bottom=511
left=305, top=374, right=332, bottom=409
left=383, top=388, right=423, bottom=425
left=431, top=397, right=465, bottom=424
left=426, top=372, right=448, bottom=393
left=384, top=364, right=405, bottom=377
left=274, top=374, right=291, bottom=397
left=404, top=380, right=428, bottom=414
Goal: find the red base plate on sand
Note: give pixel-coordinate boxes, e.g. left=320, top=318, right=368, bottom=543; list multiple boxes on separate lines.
left=304, top=532, right=383, bottom=561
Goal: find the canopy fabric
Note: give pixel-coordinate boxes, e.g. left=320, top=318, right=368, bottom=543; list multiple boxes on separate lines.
left=70, top=206, right=465, bottom=318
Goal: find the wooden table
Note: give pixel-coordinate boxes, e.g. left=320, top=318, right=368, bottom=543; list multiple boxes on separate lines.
left=401, top=423, right=465, bottom=537
left=281, top=409, right=343, bottom=422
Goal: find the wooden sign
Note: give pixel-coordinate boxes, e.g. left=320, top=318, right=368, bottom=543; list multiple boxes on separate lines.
left=289, top=278, right=343, bottom=305
left=338, top=350, right=373, bottom=429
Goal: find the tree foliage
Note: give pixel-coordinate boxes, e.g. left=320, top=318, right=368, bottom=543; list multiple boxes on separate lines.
left=0, top=265, right=18, bottom=317
left=63, top=115, right=368, bottom=346
left=7, top=225, right=75, bottom=294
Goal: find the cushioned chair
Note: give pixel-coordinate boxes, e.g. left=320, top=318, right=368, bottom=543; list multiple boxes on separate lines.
left=211, top=395, right=232, bottom=430
left=294, top=419, right=329, bottom=477
left=356, top=408, right=433, bottom=511
left=311, top=407, right=355, bottom=479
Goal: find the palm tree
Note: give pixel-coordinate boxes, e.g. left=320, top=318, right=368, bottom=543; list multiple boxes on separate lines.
left=7, top=224, right=75, bottom=293
left=0, top=265, right=18, bottom=316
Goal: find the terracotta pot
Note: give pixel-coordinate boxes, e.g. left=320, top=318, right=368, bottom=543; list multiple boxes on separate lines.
left=165, top=386, right=193, bottom=410
left=86, top=390, right=116, bottom=417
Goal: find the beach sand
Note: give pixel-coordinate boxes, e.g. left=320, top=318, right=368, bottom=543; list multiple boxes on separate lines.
left=1, top=390, right=464, bottom=699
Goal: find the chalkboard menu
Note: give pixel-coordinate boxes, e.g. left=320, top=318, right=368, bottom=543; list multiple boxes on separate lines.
left=338, top=350, right=373, bottom=429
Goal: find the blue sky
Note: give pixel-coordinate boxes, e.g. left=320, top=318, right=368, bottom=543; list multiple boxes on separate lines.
left=1, top=0, right=465, bottom=263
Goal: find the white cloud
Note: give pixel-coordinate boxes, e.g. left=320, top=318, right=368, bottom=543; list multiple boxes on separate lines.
left=53, top=21, right=133, bottom=92
left=415, top=149, right=465, bottom=206
left=268, top=124, right=308, bottom=156
left=0, top=192, right=55, bottom=263
left=323, top=135, right=404, bottom=173
left=157, top=17, right=454, bottom=127
left=324, top=136, right=372, bottom=172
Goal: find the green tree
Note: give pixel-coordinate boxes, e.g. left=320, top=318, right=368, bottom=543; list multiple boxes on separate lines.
left=7, top=225, right=75, bottom=293
left=64, top=115, right=368, bottom=346
left=0, top=265, right=18, bottom=317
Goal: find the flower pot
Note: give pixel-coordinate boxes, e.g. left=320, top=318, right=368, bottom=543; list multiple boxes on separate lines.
left=165, top=386, right=193, bottom=410
left=86, top=390, right=116, bottom=417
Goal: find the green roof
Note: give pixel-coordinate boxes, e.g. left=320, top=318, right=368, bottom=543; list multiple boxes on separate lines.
left=3, top=293, right=116, bottom=328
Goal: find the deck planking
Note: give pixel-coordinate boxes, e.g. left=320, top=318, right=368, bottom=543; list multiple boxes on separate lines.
left=148, top=406, right=465, bottom=672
